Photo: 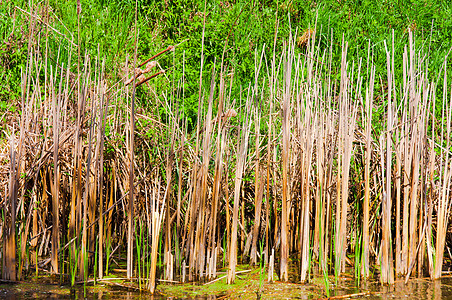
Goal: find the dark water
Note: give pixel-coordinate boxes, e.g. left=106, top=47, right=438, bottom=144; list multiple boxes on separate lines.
left=1, top=276, right=452, bottom=299
left=356, top=277, right=452, bottom=300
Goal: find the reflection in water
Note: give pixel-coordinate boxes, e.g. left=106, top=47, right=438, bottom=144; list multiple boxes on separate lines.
left=1, top=277, right=452, bottom=299
left=357, top=277, right=452, bottom=300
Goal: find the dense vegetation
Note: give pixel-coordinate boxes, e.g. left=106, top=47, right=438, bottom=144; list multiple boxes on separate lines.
left=1, top=0, right=452, bottom=296
left=3, top=0, right=452, bottom=127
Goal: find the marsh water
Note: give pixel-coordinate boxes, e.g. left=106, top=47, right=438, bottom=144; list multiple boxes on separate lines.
left=2, top=274, right=452, bottom=299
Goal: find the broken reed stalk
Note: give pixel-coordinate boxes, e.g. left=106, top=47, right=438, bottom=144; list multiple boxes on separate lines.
left=148, top=178, right=165, bottom=293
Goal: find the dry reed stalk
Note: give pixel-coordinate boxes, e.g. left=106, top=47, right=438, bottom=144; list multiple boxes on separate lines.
left=81, top=65, right=95, bottom=280
left=362, top=63, right=374, bottom=278
left=70, top=55, right=87, bottom=279
left=88, top=145, right=97, bottom=266
left=127, top=52, right=138, bottom=280
left=97, top=64, right=107, bottom=279
left=163, top=100, right=176, bottom=281
left=280, top=38, right=294, bottom=282
left=30, top=57, right=40, bottom=257
left=340, top=100, right=356, bottom=272
left=186, top=117, right=201, bottom=280
left=272, top=117, right=279, bottom=255
left=407, top=106, right=420, bottom=276
left=300, top=29, right=318, bottom=281
left=299, top=103, right=314, bottom=282
left=434, top=65, right=452, bottom=279
left=51, top=64, right=61, bottom=274
left=87, top=58, right=100, bottom=263
left=250, top=47, right=265, bottom=266
left=335, top=39, right=356, bottom=275
left=138, top=46, right=174, bottom=69
left=417, top=79, right=430, bottom=277
left=313, top=92, right=324, bottom=261
left=395, top=119, right=402, bottom=276
left=263, top=18, right=279, bottom=265
left=323, top=104, right=335, bottom=270
left=72, top=1, right=82, bottom=278
left=264, top=116, right=272, bottom=265
left=186, top=1, right=207, bottom=281
left=186, top=177, right=197, bottom=281
left=426, top=91, right=436, bottom=277
left=196, top=64, right=216, bottom=279
left=208, top=67, right=227, bottom=278
left=380, top=40, right=394, bottom=284
left=264, top=85, right=274, bottom=265
left=176, top=118, right=186, bottom=251
left=401, top=64, right=410, bottom=275
left=175, top=112, right=188, bottom=272
left=38, top=172, right=49, bottom=259
left=18, top=52, right=39, bottom=279
left=227, top=94, right=251, bottom=284
left=127, top=0, right=140, bottom=279
left=3, top=135, right=17, bottom=280
left=105, top=164, right=116, bottom=262
left=148, top=178, right=165, bottom=293
left=407, top=30, right=421, bottom=277
left=250, top=104, right=262, bottom=266
left=335, top=79, right=343, bottom=277
left=224, top=149, right=231, bottom=261
left=315, top=102, right=332, bottom=274
left=31, top=189, right=38, bottom=250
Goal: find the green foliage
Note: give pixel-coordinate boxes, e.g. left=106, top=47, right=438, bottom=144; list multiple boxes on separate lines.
left=0, top=1, right=28, bottom=103
left=2, top=0, right=452, bottom=134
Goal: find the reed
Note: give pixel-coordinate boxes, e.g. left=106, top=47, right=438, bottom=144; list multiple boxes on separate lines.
left=247, top=46, right=265, bottom=267
left=3, top=134, right=17, bottom=281
left=227, top=92, right=251, bottom=284
left=280, top=37, right=293, bottom=283
left=2, top=5, right=452, bottom=296
left=434, top=60, right=452, bottom=279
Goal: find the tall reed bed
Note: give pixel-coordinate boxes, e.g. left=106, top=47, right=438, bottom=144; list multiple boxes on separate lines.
left=1, top=6, right=451, bottom=294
